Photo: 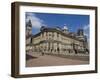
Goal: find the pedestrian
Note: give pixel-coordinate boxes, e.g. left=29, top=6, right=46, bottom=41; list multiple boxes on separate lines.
left=41, top=50, right=44, bottom=56
left=75, top=49, right=77, bottom=54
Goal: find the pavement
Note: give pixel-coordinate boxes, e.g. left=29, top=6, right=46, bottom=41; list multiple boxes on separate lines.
left=26, top=52, right=89, bottom=67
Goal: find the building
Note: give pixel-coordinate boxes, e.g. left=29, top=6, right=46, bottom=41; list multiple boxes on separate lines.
left=26, top=20, right=89, bottom=55
left=26, top=20, right=33, bottom=51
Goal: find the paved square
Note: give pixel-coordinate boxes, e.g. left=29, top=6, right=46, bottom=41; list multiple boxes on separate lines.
left=26, top=53, right=89, bottom=67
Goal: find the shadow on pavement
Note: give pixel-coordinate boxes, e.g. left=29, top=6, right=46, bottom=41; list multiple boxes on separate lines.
left=26, top=54, right=37, bottom=60
left=47, top=54, right=89, bottom=61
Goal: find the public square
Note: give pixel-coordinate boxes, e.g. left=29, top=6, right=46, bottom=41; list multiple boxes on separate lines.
left=26, top=52, right=89, bottom=67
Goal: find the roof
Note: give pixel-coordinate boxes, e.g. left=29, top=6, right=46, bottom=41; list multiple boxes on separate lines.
left=26, top=19, right=32, bottom=28
left=32, top=27, right=85, bottom=42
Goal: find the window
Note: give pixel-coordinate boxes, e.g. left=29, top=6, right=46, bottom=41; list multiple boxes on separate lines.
left=57, top=33, right=59, bottom=37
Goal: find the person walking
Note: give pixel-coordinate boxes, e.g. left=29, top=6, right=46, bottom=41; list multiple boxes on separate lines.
left=41, top=50, right=44, bottom=56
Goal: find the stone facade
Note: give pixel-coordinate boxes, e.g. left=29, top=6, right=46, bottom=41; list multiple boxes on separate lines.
left=26, top=20, right=89, bottom=55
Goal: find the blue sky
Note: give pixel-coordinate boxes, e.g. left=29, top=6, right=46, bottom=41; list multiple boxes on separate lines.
left=26, top=12, right=89, bottom=38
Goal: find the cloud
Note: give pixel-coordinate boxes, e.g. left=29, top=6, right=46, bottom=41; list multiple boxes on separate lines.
left=83, top=24, right=90, bottom=46
left=83, top=24, right=90, bottom=38
left=83, top=24, right=90, bottom=48
left=26, top=13, right=46, bottom=28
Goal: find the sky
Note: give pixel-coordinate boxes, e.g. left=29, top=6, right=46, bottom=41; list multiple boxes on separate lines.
left=25, top=12, right=90, bottom=39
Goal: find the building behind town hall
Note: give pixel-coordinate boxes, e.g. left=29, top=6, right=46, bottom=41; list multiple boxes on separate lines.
left=26, top=20, right=89, bottom=55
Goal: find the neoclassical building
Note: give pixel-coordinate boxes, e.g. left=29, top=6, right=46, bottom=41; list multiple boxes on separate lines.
left=26, top=20, right=89, bottom=55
